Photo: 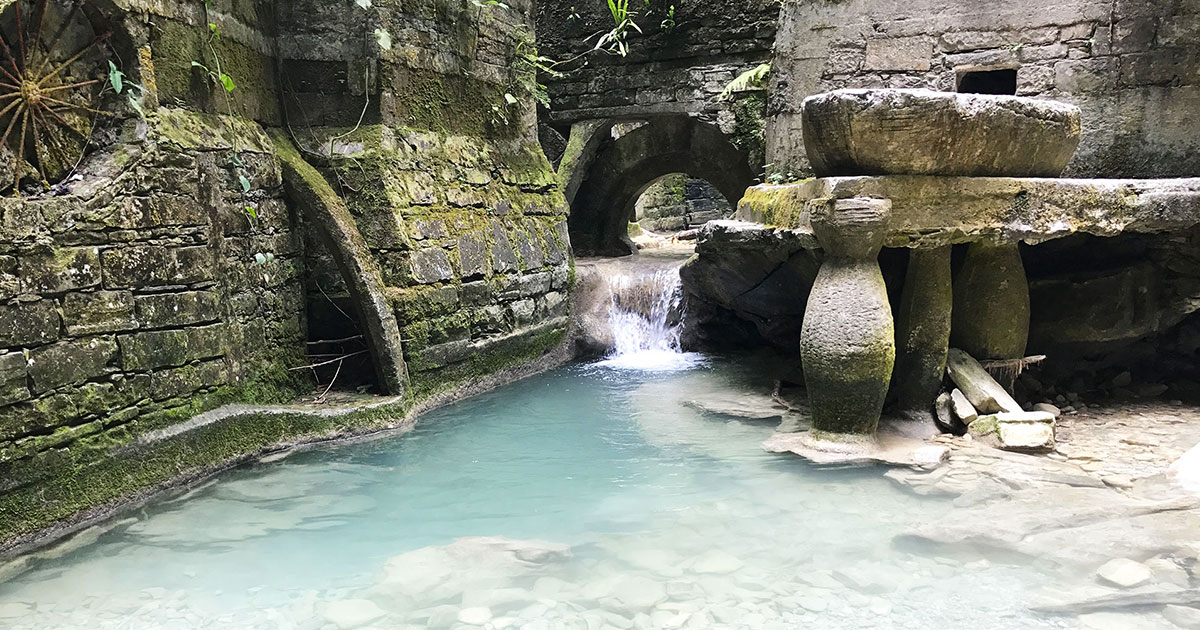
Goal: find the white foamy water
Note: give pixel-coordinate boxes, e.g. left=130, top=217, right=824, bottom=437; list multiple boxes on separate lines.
left=594, top=267, right=704, bottom=371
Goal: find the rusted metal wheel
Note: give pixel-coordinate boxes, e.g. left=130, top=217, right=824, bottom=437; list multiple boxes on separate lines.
left=0, top=0, right=111, bottom=193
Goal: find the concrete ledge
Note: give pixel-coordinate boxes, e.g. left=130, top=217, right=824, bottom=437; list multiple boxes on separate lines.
left=737, top=176, right=1200, bottom=248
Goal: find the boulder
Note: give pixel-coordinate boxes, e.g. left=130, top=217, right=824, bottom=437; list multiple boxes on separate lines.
left=933, top=391, right=957, bottom=433
left=968, top=411, right=1056, bottom=452
left=801, top=89, right=1081, bottom=177
left=1163, top=604, right=1200, bottom=629
left=946, top=348, right=1023, bottom=414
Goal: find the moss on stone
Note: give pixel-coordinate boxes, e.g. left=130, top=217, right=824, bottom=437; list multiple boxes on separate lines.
left=951, top=241, right=1031, bottom=361
left=0, top=392, right=412, bottom=548
left=391, top=67, right=509, bottom=138
left=410, top=324, right=567, bottom=398
left=154, top=108, right=273, bottom=153
left=730, top=92, right=767, bottom=171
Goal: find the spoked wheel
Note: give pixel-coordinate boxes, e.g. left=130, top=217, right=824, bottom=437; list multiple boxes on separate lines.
left=0, top=0, right=111, bottom=194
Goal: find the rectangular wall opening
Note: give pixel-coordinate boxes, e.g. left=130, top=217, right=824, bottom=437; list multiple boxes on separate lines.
left=956, top=68, right=1018, bottom=95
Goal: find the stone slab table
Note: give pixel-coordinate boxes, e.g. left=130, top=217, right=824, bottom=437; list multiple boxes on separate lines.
left=738, top=176, right=1200, bottom=248
left=730, top=175, right=1200, bottom=459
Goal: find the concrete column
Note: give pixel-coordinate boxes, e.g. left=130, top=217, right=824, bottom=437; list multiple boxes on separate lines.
left=951, top=241, right=1030, bottom=362
left=893, top=246, right=953, bottom=422
left=800, top=198, right=895, bottom=448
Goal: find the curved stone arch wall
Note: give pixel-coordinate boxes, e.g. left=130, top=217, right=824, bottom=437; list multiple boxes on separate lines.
left=567, top=115, right=755, bottom=256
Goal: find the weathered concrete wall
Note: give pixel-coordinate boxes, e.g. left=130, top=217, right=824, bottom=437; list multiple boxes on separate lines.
left=770, top=0, right=1200, bottom=177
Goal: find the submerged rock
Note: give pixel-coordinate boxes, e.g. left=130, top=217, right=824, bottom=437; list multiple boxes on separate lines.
left=375, top=537, right=571, bottom=607
left=321, top=598, right=387, bottom=629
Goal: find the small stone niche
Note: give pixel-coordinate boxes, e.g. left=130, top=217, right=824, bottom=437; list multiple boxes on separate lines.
left=956, top=68, right=1019, bottom=95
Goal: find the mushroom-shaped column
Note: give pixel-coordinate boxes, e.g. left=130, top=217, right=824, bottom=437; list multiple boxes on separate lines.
left=951, top=240, right=1030, bottom=364
left=800, top=198, right=895, bottom=449
left=893, top=245, right=953, bottom=421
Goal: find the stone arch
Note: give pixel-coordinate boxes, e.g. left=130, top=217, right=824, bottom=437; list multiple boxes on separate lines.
left=568, top=116, right=756, bottom=256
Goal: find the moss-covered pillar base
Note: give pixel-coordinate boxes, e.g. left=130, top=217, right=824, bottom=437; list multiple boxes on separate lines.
left=800, top=198, right=895, bottom=444
left=951, top=241, right=1030, bottom=363
left=893, top=246, right=953, bottom=422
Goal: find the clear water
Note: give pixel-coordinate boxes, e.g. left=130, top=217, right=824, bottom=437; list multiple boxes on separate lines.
left=0, top=359, right=1079, bottom=629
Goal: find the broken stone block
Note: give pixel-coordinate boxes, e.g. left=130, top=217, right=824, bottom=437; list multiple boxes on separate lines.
left=950, top=388, right=977, bottom=424
left=968, top=411, right=1056, bottom=452
left=946, top=348, right=1023, bottom=414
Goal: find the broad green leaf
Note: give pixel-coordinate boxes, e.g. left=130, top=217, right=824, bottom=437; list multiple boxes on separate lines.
left=108, top=61, right=123, bottom=94
left=239, top=174, right=251, bottom=193
left=219, top=73, right=236, bottom=92
left=254, top=253, right=267, bottom=265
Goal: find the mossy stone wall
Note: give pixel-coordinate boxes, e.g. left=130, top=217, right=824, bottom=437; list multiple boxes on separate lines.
left=0, top=0, right=572, bottom=551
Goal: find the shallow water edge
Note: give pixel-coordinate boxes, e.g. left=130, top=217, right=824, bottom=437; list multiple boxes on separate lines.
left=0, top=339, right=576, bottom=566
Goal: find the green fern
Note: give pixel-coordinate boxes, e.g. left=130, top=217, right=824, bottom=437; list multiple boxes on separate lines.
left=719, top=63, right=771, bottom=101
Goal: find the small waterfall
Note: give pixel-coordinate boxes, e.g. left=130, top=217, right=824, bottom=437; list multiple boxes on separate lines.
left=594, top=266, right=703, bottom=371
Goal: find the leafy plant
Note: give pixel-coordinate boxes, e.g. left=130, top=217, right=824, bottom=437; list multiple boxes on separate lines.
left=719, top=63, right=771, bottom=101
left=108, top=61, right=147, bottom=117
left=593, top=0, right=642, bottom=56
left=661, top=5, right=677, bottom=30
left=510, top=41, right=561, bottom=109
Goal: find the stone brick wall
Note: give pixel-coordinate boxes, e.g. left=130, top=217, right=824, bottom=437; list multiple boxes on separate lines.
left=535, top=0, right=776, bottom=174
left=293, top=0, right=572, bottom=396
left=770, top=0, right=1200, bottom=178
left=536, top=0, right=779, bottom=125
left=0, top=108, right=308, bottom=507
left=308, top=126, right=571, bottom=396
left=635, top=175, right=734, bottom=233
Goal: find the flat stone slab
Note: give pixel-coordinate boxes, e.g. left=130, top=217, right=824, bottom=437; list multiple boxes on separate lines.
left=802, top=89, right=1081, bottom=178
left=763, top=430, right=949, bottom=468
left=737, top=176, right=1200, bottom=248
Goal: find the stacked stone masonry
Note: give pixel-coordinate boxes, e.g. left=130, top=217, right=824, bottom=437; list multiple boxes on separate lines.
left=0, top=0, right=571, bottom=550
left=770, top=0, right=1200, bottom=177
left=0, top=111, right=306, bottom=492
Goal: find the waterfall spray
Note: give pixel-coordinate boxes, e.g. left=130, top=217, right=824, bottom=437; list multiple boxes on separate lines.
left=595, top=267, right=702, bottom=371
